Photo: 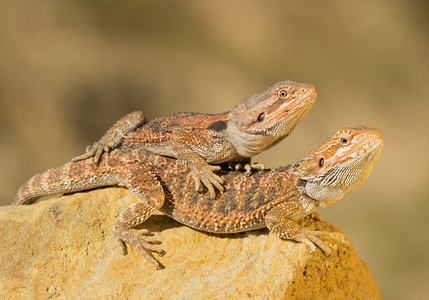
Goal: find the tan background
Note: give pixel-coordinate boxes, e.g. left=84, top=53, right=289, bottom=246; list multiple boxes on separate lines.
left=1, top=1, right=428, bottom=298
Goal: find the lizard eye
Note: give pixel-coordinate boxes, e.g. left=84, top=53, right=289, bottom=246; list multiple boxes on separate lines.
left=277, top=89, right=288, bottom=99
left=257, top=113, right=265, bottom=122
left=318, top=158, right=324, bottom=168
left=340, top=137, right=349, bottom=145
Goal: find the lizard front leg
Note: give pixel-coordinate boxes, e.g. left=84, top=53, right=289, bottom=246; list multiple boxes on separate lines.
left=72, top=111, right=146, bottom=164
left=265, top=199, right=332, bottom=256
left=171, top=131, right=225, bottom=199
left=113, top=164, right=166, bottom=269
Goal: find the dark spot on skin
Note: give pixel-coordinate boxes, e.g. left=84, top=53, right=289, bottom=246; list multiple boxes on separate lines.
left=208, top=120, right=227, bottom=132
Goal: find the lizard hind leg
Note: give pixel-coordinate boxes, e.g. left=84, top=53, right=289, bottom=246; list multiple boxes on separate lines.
left=113, top=165, right=166, bottom=269
left=72, top=111, right=146, bottom=164
left=114, top=208, right=166, bottom=270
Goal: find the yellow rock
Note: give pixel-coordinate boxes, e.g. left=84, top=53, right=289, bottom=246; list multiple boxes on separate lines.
left=0, top=187, right=381, bottom=299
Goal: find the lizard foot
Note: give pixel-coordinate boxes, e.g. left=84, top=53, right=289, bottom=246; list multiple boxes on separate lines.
left=193, top=165, right=224, bottom=199
left=294, top=230, right=332, bottom=256
left=307, top=212, right=323, bottom=221
left=114, top=227, right=166, bottom=270
left=72, top=142, right=111, bottom=164
left=233, top=162, right=265, bottom=174
left=72, top=111, right=146, bottom=164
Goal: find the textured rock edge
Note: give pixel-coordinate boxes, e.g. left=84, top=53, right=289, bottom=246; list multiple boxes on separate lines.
left=0, top=187, right=381, bottom=299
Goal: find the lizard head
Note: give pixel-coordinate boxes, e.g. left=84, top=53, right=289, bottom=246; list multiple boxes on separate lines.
left=298, top=125, right=383, bottom=207
left=226, top=81, right=317, bottom=156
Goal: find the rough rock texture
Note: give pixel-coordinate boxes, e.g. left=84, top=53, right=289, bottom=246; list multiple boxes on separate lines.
left=0, top=187, right=381, bottom=299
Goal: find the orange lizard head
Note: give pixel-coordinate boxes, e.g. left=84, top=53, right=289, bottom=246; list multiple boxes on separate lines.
left=298, top=125, right=383, bottom=207
left=226, top=81, right=317, bottom=156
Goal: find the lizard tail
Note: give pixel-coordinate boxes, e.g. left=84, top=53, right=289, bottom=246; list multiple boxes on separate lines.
left=13, top=160, right=119, bottom=206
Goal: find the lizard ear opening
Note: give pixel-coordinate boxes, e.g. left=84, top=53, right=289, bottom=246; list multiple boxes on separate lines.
left=257, top=113, right=265, bottom=122
left=318, top=158, right=324, bottom=168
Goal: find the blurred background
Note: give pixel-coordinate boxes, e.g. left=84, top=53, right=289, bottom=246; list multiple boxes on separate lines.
left=1, top=1, right=428, bottom=298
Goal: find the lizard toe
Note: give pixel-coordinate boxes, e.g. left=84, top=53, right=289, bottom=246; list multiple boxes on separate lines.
left=245, top=162, right=265, bottom=175
left=193, top=167, right=224, bottom=198
left=193, top=174, right=203, bottom=193
left=209, top=165, right=222, bottom=172
left=114, top=227, right=165, bottom=269
left=94, top=147, right=105, bottom=164
left=71, top=145, right=97, bottom=162
left=232, top=162, right=265, bottom=174
left=202, top=173, right=225, bottom=198
left=295, top=230, right=331, bottom=256
left=201, top=177, right=217, bottom=199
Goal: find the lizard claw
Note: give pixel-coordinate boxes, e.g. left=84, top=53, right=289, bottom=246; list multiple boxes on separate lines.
left=192, top=165, right=224, bottom=199
left=72, top=134, right=126, bottom=164
left=233, top=162, right=265, bottom=175
left=295, top=230, right=331, bottom=256
left=71, top=144, right=97, bottom=163
left=94, top=143, right=111, bottom=163
left=72, top=111, right=146, bottom=164
left=245, top=162, right=265, bottom=175
left=114, top=227, right=165, bottom=270
left=72, top=142, right=110, bottom=164
left=308, top=212, right=323, bottom=222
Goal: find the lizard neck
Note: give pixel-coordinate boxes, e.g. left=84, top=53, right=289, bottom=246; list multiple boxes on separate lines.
left=222, top=120, right=268, bottom=157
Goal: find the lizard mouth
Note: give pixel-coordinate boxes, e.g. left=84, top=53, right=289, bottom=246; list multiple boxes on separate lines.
left=260, top=88, right=317, bottom=133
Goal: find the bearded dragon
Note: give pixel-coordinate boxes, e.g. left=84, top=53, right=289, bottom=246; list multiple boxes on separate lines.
left=72, top=81, right=317, bottom=198
left=14, top=125, right=383, bottom=269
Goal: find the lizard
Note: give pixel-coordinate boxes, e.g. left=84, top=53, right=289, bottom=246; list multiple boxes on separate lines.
left=13, top=125, right=383, bottom=270
left=71, top=80, right=317, bottom=198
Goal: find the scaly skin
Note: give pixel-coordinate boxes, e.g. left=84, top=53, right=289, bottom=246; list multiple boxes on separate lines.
left=72, top=81, right=317, bottom=198
left=14, top=125, right=383, bottom=269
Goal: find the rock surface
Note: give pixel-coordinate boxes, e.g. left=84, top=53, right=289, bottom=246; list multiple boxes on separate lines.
left=1, top=188, right=381, bottom=299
